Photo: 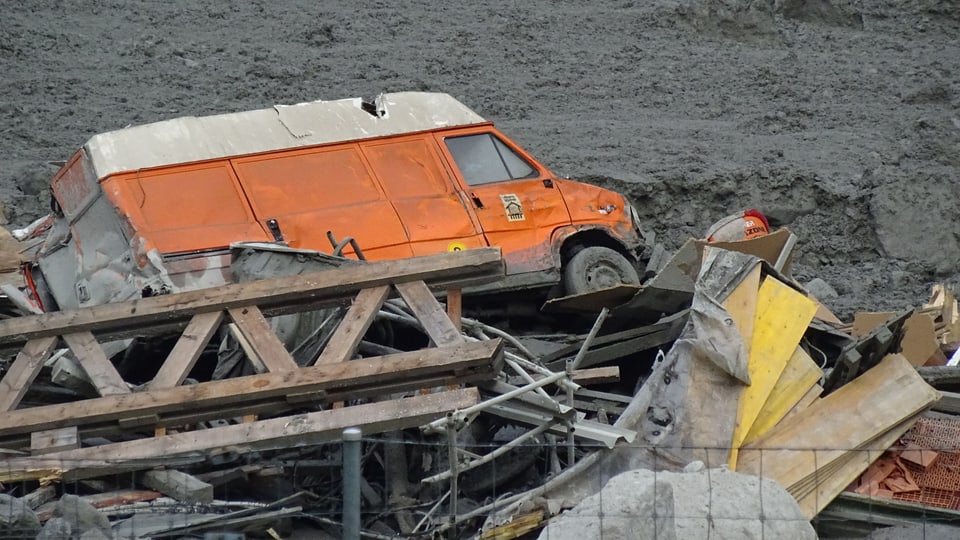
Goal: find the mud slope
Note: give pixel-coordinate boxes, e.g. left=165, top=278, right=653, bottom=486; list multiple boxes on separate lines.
left=1, top=0, right=957, bottom=316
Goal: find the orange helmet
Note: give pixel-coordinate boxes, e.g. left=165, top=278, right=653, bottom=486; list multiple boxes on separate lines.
left=706, top=209, right=770, bottom=242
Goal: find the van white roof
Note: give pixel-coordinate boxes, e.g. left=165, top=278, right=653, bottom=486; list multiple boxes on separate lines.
left=83, top=92, right=487, bottom=179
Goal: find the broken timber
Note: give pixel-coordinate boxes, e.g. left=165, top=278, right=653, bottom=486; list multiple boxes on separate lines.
left=0, top=249, right=504, bottom=481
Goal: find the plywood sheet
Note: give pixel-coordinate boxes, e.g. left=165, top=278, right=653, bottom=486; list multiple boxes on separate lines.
left=742, top=346, right=822, bottom=445
left=737, top=355, right=940, bottom=490
left=729, top=276, right=817, bottom=468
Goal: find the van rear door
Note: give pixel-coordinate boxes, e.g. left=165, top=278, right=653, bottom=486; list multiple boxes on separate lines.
left=359, top=136, right=486, bottom=256
left=435, top=128, right=571, bottom=274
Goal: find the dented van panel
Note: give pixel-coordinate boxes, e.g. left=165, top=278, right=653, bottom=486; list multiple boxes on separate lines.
left=31, top=92, right=646, bottom=311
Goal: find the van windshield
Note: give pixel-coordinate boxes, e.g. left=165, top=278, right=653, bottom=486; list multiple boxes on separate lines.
left=445, top=133, right=537, bottom=186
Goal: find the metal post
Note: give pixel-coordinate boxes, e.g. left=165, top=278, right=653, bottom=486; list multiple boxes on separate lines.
left=342, top=427, right=362, bottom=540
left=446, top=423, right=459, bottom=540
left=565, top=358, right=576, bottom=467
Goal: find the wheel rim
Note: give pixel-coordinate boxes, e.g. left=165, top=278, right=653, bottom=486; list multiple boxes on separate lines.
left=585, top=262, right=625, bottom=289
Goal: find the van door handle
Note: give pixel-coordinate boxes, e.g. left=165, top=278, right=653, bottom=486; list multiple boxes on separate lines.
left=471, top=195, right=484, bottom=209
left=543, top=179, right=554, bottom=188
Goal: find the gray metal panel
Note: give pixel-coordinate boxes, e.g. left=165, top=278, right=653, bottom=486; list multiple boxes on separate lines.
left=83, top=92, right=486, bottom=179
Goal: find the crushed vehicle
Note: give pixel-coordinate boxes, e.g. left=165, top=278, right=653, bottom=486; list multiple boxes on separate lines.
left=28, top=92, right=652, bottom=311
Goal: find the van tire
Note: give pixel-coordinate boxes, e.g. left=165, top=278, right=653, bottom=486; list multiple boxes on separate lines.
left=563, top=246, right=640, bottom=296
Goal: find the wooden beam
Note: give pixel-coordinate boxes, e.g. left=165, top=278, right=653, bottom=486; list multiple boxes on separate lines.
left=396, top=280, right=463, bottom=346
left=0, top=336, right=58, bottom=411
left=227, top=306, right=298, bottom=373
left=917, top=366, right=960, bottom=388
left=31, top=426, right=79, bottom=454
left=0, top=248, right=503, bottom=347
left=0, top=340, right=502, bottom=439
left=315, top=285, right=390, bottom=365
left=62, top=332, right=129, bottom=396
left=0, top=388, right=480, bottom=482
left=933, top=390, right=960, bottom=414
left=446, top=289, right=462, bottom=332
left=149, top=311, right=224, bottom=389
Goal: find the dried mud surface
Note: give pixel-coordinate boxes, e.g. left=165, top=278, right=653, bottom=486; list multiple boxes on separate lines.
left=1, top=0, right=958, bottom=317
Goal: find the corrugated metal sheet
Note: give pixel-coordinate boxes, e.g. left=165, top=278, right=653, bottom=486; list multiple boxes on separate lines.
left=84, top=92, right=487, bottom=179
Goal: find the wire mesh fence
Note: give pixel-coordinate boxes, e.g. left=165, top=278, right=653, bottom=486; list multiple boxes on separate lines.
left=3, top=433, right=960, bottom=539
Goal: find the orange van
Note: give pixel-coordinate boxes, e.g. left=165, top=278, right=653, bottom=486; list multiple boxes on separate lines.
left=32, top=92, right=649, bottom=310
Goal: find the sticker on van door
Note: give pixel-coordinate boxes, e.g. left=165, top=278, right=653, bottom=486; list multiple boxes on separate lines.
left=499, top=194, right=525, bottom=222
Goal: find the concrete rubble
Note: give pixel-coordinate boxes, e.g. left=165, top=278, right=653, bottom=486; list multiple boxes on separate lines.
left=0, top=225, right=958, bottom=538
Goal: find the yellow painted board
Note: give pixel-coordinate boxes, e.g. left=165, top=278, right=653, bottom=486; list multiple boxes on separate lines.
left=781, top=384, right=822, bottom=423
left=742, top=346, right=822, bottom=445
left=729, top=276, right=818, bottom=469
left=722, top=264, right=762, bottom=360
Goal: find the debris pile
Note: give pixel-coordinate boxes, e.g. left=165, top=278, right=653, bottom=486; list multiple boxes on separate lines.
left=0, top=230, right=958, bottom=538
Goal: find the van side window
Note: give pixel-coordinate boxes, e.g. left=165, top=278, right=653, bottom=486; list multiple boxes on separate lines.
left=445, top=134, right=537, bottom=186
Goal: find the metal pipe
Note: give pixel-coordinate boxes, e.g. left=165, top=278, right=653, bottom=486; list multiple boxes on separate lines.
left=422, top=420, right=556, bottom=484
left=342, top=427, right=362, bottom=540
left=424, top=371, right=567, bottom=433
left=461, top=317, right=539, bottom=361
left=569, top=307, right=609, bottom=372
left=504, top=357, right=553, bottom=401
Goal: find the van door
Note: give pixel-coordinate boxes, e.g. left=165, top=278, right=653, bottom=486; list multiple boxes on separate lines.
left=434, top=128, right=571, bottom=273
left=231, top=144, right=412, bottom=260
left=360, top=136, right=486, bottom=256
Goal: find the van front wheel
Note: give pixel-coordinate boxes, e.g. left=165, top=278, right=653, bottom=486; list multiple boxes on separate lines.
left=562, top=246, right=640, bottom=296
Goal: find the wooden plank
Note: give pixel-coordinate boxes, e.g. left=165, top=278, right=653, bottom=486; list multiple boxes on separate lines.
left=396, top=280, right=463, bottom=346
left=142, top=469, right=214, bottom=504
left=0, top=340, right=502, bottom=439
left=794, top=415, right=919, bottom=519
left=729, top=276, right=818, bottom=468
left=737, top=355, right=940, bottom=490
left=480, top=510, right=545, bottom=540
left=0, top=248, right=503, bottom=347
left=782, top=384, right=822, bottom=423
left=315, top=285, right=390, bottom=365
left=31, top=426, right=79, bottom=455
left=21, top=485, right=56, bottom=510
left=446, top=288, right=462, bottom=331
left=0, top=336, right=58, bottom=411
left=742, top=346, right=822, bottom=445
left=570, top=366, right=620, bottom=385
left=0, top=388, right=480, bottom=482
left=63, top=332, right=129, bottom=396
left=932, top=390, right=960, bottom=414
left=227, top=306, right=298, bottom=373
left=149, top=311, right=224, bottom=389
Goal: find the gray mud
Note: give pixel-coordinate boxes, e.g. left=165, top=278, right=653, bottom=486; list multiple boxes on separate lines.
left=1, top=0, right=957, bottom=318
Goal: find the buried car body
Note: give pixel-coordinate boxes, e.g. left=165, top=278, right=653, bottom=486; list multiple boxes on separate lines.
left=30, top=92, right=648, bottom=310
